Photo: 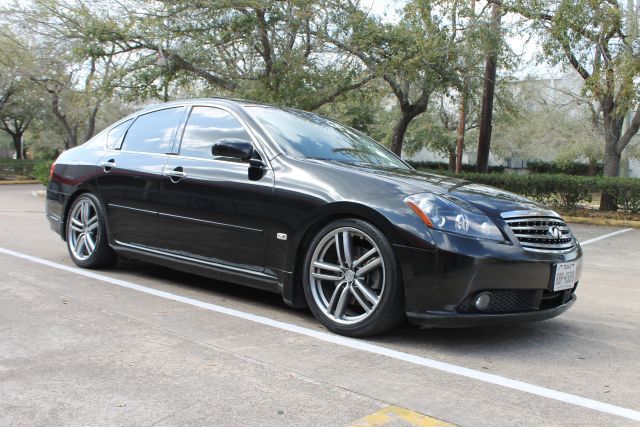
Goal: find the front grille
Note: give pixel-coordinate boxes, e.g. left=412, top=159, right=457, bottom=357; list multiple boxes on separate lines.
left=504, top=216, right=575, bottom=252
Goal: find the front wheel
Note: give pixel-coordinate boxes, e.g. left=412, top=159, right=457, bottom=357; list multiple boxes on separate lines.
left=303, top=218, right=404, bottom=337
left=66, top=193, right=117, bottom=269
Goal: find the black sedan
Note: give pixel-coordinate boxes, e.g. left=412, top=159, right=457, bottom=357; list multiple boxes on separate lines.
left=45, top=98, right=582, bottom=337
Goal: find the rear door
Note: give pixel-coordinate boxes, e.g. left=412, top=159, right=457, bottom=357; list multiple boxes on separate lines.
left=96, top=106, right=186, bottom=248
left=157, top=106, right=274, bottom=272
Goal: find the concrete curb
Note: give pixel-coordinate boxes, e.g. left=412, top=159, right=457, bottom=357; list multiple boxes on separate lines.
left=563, top=215, right=640, bottom=229
left=0, top=180, right=40, bottom=185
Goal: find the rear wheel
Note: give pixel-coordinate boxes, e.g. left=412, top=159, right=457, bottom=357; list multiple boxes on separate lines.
left=66, top=193, right=116, bottom=269
left=303, top=218, right=404, bottom=337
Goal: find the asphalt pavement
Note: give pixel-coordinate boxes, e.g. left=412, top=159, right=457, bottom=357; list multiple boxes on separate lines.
left=0, top=184, right=638, bottom=426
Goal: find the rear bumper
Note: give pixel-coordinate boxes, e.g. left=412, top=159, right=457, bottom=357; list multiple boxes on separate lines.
left=45, top=186, right=67, bottom=240
left=407, top=294, right=576, bottom=328
left=47, top=213, right=63, bottom=236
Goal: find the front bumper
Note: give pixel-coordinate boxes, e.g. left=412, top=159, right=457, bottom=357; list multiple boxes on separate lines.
left=407, top=294, right=576, bottom=328
left=394, top=229, right=582, bottom=327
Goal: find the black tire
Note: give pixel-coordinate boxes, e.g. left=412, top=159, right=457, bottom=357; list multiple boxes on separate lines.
left=65, top=193, right=117, bottom=269
left=302, top=218, right=404, bottom=337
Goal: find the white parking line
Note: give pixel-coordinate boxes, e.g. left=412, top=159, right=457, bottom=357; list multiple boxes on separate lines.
left=580, top=228, right=633, bottom=246
left=0, top=246, right=639, bottom=423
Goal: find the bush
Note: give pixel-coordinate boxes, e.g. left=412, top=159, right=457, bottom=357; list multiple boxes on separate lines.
left=412, top=165, right=640, bottom=213
left=0, top=159, right=39, bottom=179
left=601, top=177, right=640, bottom=214
left=527, top=160, right=603, bottom=176
left=32, top=160, right=54, bottom=186
left=406, top=160, right=505, bottom=173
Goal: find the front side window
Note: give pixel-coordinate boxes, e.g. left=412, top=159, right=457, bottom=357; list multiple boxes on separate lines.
left=179, top=107, right=252, bottom=159
left=121, top=107, right=184, bottom=154
left=246, top=106, right=409, bottom=170
left=106, top=119, right=133, bottom=150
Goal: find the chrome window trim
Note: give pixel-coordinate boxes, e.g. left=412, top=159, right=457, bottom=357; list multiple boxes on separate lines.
left=174, top=104, right=273, bottom=171
left=118, top=105, right=187, bottom=154
left=105, top=118, right=135, bottom=150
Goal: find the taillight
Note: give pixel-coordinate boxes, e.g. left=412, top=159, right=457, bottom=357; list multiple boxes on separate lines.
left=49, top=162, right=56, bottom=180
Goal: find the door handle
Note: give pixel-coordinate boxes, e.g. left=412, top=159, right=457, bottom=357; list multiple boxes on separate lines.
left=99, top=159, right=116, bottom=172
left=165, top=167, right=186, bottom=183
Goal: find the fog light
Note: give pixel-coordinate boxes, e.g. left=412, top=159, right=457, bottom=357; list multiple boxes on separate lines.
left=474, top=292, right=492, bottom=311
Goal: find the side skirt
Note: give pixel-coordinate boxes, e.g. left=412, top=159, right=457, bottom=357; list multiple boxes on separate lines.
left=110, top=241, right=282, bottom=294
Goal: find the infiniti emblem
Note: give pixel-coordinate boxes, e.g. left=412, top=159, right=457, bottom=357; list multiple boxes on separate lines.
left=548, top=226, right=562, bottom=239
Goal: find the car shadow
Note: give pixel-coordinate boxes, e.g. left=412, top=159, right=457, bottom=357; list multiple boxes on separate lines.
left=112, top=259, right=589, bottom=356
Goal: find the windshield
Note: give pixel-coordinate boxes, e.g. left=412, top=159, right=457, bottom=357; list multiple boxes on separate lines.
left=246, top=106, right=410, bottom=170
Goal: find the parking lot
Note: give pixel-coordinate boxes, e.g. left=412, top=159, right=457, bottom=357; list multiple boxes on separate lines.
left=0, top=184, right=638, bottom=426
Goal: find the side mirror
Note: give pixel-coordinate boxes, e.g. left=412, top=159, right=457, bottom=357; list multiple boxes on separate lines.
left=212, top=139, right=254, bottom=161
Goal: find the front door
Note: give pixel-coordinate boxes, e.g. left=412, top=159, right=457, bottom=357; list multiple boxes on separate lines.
left=96, top=106, right=186, bottom=248
left=157, top=106, right=274, bottom=272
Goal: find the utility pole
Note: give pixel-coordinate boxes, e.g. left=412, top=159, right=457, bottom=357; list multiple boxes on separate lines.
left=476, top=1, right=501, bottom=173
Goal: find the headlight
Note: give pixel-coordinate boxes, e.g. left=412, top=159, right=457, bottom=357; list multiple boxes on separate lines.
left=405, top=193, right=504, bottom=241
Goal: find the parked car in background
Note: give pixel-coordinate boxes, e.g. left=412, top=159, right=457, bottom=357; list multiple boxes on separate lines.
left=45, top=98, right=582, bottom=337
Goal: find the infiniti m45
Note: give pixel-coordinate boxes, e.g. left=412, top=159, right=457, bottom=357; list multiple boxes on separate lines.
left=45, top=98, right=582, bottom=337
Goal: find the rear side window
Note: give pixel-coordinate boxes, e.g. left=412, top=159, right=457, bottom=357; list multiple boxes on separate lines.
left=106, top=119, right=133, bottom=150
left=121, top=107, right=184, bottom=154
left=179, top=107, right=252, bottom=159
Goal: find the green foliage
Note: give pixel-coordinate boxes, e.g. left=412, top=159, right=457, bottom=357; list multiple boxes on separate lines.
left=0, top=159, right=38, bottom=180
left=412, top=165, right=640, bottom=213
left=527, top=160, right=603, bottom=176
left=407, top=160, right=505, bottom=173
left=599, top=177, right=640, bottom=214
left=32, top=159, right=53, bottom=185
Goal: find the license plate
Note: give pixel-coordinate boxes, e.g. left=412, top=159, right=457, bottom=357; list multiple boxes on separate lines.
left=553, top=262, right=578, bottom=291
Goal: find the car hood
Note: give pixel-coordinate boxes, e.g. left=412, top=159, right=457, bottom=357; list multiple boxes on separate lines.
left=344, top=164, right=544, bottom=218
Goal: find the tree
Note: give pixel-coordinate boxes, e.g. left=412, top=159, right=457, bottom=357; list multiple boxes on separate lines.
left=438, top=0, right=487, bottom=173
left=403, top=91, right=483, bottom=170
left=323, top=0, right=460, bottom=156
left=507, top=0, right=640, bottom=210
left=0, top=93, right=34, bottom=159
left=31, top=54, right=115, bottom=149
left=476, top=1, right=503, bottom=172
left=0, top=33, right=36, bottom=158
left=0, top=14, right=116, bottom=150
left=10, top=0, right=371, bottom=111
left=491, top=99, right=606, bottom=171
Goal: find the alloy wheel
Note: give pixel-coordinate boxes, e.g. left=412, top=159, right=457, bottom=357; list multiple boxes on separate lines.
left=309, top=226, right=385, bottom=325
left=67, top=198, right=100, bottom=261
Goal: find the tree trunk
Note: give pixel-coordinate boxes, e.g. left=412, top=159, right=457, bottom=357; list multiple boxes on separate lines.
left=448, top=147, right=456, bottom=171
left=600, top=148, right=621, bottom=211
left=476, top=2, right=501, bottom=173
left=391, top=113, right=413, bottom=156
left=65, top=127, right=78, bottom=150
left=599, top=105, right=623, bottom=210
left=455, top=96, right=466, bottom=173
left=587, top=158, right=598, bottom=176
left=12, top=134, right=24, bottom=160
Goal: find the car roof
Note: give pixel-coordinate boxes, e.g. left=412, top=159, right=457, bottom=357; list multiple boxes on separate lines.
left=135, top=97, right=278, bottom=113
